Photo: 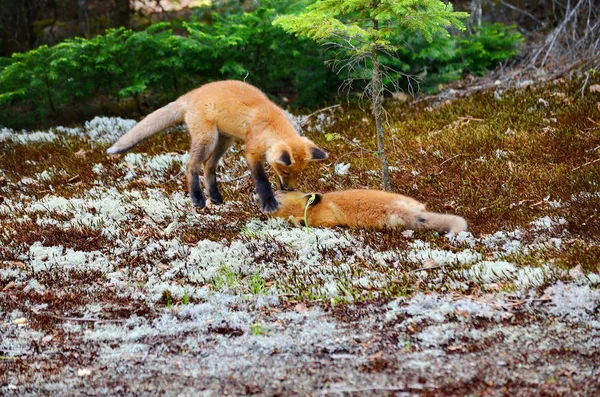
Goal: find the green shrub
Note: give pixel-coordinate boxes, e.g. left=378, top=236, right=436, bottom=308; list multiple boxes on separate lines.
left=0, top=29, right=137, bottom=127
left=379, top=22, right=522, bottom=93
left=0, top=1, right=334, bottom=129
left=0, top=2, right=522, bottom=129
left=380, top=30, right=462, bottom=93
left=457, top=23, right=523, bottom=75
left=184, top=5, right=338, bottom=104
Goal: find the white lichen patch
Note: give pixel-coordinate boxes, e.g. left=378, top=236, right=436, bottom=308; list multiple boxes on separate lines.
left=121, top=152, right=189, bottom=181
left=334, top=162, right=350, bottom=176
left=82, top=116, right=137, bottom=144
left=0, top=129, right=59, bottom=144
left=21, top=242, right=113, bottom=274
left=545, top=282, right=600, bottom=327
left=304, top=112, right=336, bottom=133
left=25, top=187, right=131, bottom=232
left=6, top=174, right=598, bottom=303
left=2, top=112, right=600, bottom=394
left=530, top=216, right=567, bottom=231
left=464, top=260, right=517, bottom=284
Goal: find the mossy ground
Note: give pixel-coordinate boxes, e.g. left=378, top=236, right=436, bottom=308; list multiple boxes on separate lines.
left=1, top=76, right=599, bottom=395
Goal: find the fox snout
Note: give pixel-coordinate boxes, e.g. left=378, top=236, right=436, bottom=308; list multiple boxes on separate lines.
left=277, top=174, right=297, bottom=191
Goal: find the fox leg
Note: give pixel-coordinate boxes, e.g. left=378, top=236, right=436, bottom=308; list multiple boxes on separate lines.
left=246, top=153, right=279, bottom=213
left=186, top=126, right=218, bottom=209
left=203, top=134, right=234, bottom=205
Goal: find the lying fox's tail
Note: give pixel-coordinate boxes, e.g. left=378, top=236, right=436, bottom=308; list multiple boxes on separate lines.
left=411, top=211, right=468, bottom=234
left=106, top=98, right=186, bottom=154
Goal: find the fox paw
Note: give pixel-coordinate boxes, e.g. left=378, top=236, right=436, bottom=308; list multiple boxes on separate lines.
left=209, top=188, right=224, bottom=205
left=260, top=196, right=279, bottom=213
left=190, top=191, right=206, bottom=209
left=209, top=195, right=224, bottom=205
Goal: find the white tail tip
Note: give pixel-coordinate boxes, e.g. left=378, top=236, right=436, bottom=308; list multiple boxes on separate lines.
left=106, top=146, right=120, bottom=155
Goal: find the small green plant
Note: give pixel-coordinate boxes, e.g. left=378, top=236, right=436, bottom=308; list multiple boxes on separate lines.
left=214, top=266, right=242, bottom=292
left=163, top=290, right=173, bottom=309
left=303, top=193, right=317, bottom=234
left=240, top=226, right=257, bottom=238
left=250, top=323, right=267, bottom=336
left=248, top=273, right=267, bottom=295
left=182, top=289, right=189, bottom=305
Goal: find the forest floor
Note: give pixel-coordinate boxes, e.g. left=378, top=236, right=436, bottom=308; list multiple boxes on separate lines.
left=1, top=75, right=600, bottom=395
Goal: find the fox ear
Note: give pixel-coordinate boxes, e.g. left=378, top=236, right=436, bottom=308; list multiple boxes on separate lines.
left=308, top=145, right=328, bottom=161
left=303, top=140, right=328, bottom=161
left=275, top=150, right=293, bottom=166
left=304, top=193, right=323, bottom=206
left=268, top=144, right=294, bottom=166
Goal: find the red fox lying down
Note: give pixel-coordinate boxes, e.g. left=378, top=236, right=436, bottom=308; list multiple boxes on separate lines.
left=272, top=189, right=468, bottom=234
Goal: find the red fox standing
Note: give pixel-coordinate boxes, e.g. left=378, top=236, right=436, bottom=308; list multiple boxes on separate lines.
left=272, top=190, right=468, bottom=234
left=107, top=80, right=328, bottom=212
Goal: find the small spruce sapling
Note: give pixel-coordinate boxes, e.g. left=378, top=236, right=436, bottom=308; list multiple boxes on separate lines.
left=275, top=0, right=468, bottom=190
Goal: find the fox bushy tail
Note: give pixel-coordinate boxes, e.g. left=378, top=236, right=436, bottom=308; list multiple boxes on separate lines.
left=411, top=211, right=468, bottom=234
left=106, top=99, right=186, bottom=154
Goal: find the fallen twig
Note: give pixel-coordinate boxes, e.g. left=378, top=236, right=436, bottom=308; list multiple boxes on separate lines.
left=332, top=149, right=366, bottom=171
left=319, top=385, right=414, bottom=394
left=220, top=171, right=251, bottom=183
left=167, top=170, right=184, bottom=183
left=573, top=157, right=600, bottom=171
left=410, top=264, right=443, bottom=273
left=300, top=104, right=341, bottom=127
left=580, top=71, right=591, bottom=100
left=499, top=0, right=545, bottom=27
left=500, top=297, right=551, bottom=309
left=439, top=154, right=462, bottom=168
left=509, top=199, right=535, bottom=209
left=39, top=313, right=126, bottom=323
left=457, top=116, right=484, bottom=122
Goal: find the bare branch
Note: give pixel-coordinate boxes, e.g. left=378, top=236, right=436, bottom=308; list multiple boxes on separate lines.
left=499, top=0, right=545, bottom=28
left=528, top=0, right=600, bottom=69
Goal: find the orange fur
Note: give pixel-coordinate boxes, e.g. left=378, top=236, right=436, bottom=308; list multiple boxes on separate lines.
left=107, top=80, right=327, bottom=212
left=273, top=190, right=468, bottom=234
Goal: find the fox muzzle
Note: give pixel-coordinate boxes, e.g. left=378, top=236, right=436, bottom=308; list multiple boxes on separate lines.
left=278, top=176, right=296, bottom=191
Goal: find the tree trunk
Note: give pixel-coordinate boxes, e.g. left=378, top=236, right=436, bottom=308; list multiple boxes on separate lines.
left=371, top=54, right=392, bottom=191
left=78, top=0, right=89, bottom=38
left=0, top=0, right=47, bottom=55
left=470, top=0, right=483, bottom=34
left=112, top=0, right=130, bottom=28
left=370, top=17, right=391, bottom=191
left=44, top=72, right=57, bottom=115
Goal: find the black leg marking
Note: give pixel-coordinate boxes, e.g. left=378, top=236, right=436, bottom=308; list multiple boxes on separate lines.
left=190, top=171, right=206, bottom=208
left=251, top=162, right=278, bottom=213
left=206, top=170, right=224, bottom=204
left=203, top=135, right=233, bottom=206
